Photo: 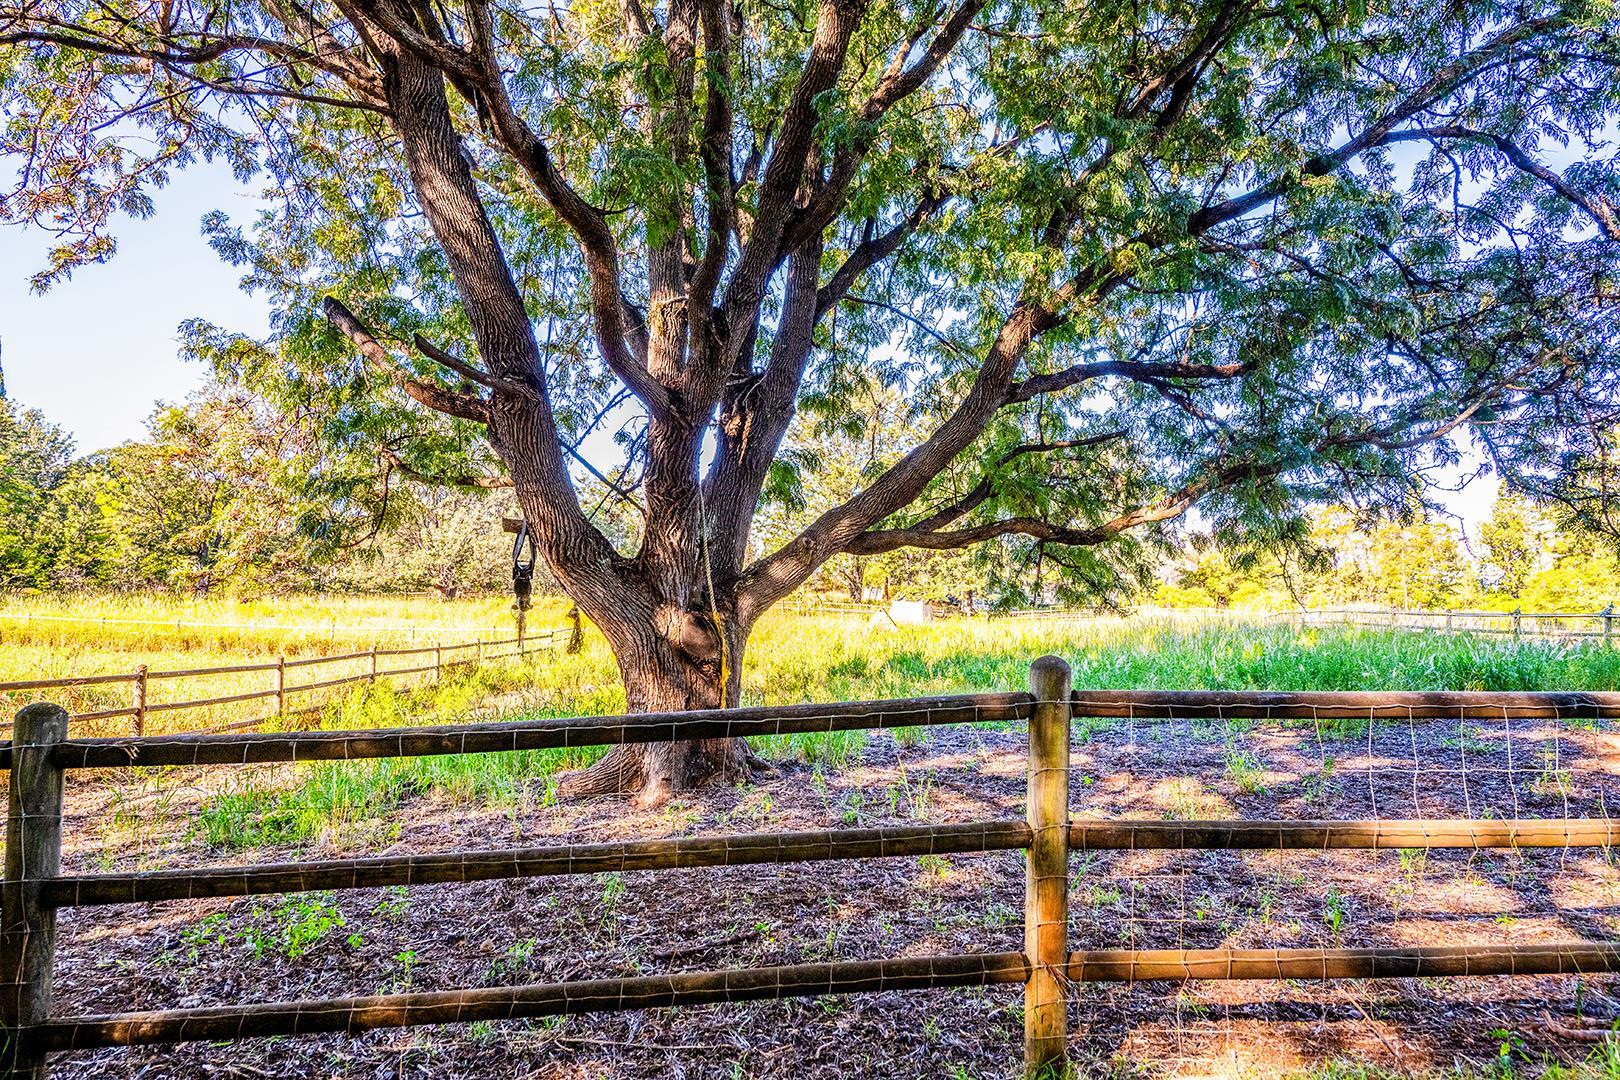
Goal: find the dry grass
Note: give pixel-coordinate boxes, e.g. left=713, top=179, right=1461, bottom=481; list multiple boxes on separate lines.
left=0, top=593, right=578, bottom=731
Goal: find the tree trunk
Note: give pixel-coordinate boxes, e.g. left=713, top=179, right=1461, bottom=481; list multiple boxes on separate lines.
left=556, top=607, right=756, bottom=808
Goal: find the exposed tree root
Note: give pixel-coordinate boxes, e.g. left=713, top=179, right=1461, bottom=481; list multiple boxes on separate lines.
left=555, top=738, right=754, bottom=808
left=556, top=745, right=643, bottom=798
left=1543, top=1012, right=1620, bottom=1042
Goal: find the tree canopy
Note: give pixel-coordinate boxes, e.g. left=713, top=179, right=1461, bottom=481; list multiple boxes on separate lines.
left=5, top=0, right=1620, bottom=795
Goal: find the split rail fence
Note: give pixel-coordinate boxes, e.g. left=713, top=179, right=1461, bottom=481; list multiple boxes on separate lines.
left=4, top=668, right=1620, bottom=1077
left=987, top=604, right=1620, bottom=640
left=1293, top=606, right=1619, bottom=640
left=0, top=627, right=573, bottom=737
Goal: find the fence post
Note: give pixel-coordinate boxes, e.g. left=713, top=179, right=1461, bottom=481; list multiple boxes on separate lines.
left=274, top=657, right=287, bottom=716
left=434, top=645, right=443, bottom=683
left=567, top=607, right=583, bottom=655
left=1, top=703, right=67, bottom=1079
left=132, top=664, right=148, bottom=738
left=1604, top=605, right=1614, bottom=646
left=1512, top=608, right=1522, bottom=641
left=369, top=647, right=379, bottom=683
left=1025, top=656, right=1071, bottom=1078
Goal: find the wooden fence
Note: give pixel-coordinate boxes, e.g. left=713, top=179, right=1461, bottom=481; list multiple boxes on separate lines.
left=1293, top=606, right=1618, bottom=640
left=0, top=627, right=573, bottom=737
left=761, top=597, right=1620, bottom=637
left=987, top=604, right=1620, bottom=640
left=5, top=672, right=1620, bottom=1077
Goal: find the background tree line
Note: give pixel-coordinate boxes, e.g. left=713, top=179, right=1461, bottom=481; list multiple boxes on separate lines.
left=0, top=368, right=521, bottom=596
left=1157, top=496, right=1620, bottom=613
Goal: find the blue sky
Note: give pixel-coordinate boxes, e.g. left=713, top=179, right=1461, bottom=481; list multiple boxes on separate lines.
left=1, top=163, right=269, bottom=449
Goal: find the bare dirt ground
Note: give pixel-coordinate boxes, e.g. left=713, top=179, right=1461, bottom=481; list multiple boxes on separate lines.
left=41, top=708, right=1620, bottom=1078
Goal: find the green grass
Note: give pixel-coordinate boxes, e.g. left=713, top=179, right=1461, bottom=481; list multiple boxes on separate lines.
left=26, top=601, right=1620, bottom=852
left=189, top=665, right=614, bottom=851
left=741, top=614, right=1620, bottom=755
left=183, top=617, right=1620, bottom=851
left=745, top=614, right=1620, bottom=701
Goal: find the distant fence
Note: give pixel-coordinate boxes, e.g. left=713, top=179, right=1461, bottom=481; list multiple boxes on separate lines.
left=2, top=609, right=512, bottom=638
left=779, top=598, right=881, bottom=618
left=0, top=627, right=574, bottom=737
left=1294, top=606, right=1617, bottom=640
left=4, top=671, right=1620, bottom=1076
left=990, top=605, right=1250, bottom=622
left=986, top=604, right=1620, bottom=640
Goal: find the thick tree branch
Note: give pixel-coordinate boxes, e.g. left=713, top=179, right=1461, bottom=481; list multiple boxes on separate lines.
left=413, top=333, right=538, bottom=399
left=782, top=0, right=984, bottom=254
left=688, top=0, right=735, bottom=314
left=460, top=0, right=673, bottom=418
left=814, top=194, right=946, bottom=319
left=0, top=25, right=385, bottom=107
left=1007, top=358, right=1254, bottom=404
left=735, top=275, right=1080, bottom=615
left=720, top=0, right=867, bottom=351
left=847, top=462, right=1264, bottom=555
left=345, top=0, right=480, bottom=80
left=904, top=433, right=1127, bottom=534
left=324, top=297, right=490, bottom=422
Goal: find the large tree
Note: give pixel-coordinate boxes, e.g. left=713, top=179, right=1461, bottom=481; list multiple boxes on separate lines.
left=5, top=0, right=1620, bottom=802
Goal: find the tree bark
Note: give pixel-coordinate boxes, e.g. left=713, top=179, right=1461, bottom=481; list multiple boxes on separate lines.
left=557, top=607, right=754, bottom=808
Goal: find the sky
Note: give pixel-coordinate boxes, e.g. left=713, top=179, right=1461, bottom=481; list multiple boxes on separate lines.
left=0, top=164, right=270, bottom=448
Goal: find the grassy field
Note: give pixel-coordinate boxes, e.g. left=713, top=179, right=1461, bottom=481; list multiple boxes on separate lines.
left=0, top=592, right=580, bottom=728
left=14, top=593, right=1620, bottom=850
left=12, top=593, right=1620, bottom=854
left=13, top=591, right=1620, bottom=702
left=17, top=595, right=1620, bottom=1077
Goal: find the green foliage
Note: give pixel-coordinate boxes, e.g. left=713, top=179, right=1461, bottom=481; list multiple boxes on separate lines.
left=1481, top=494, right=1544, bottom=601
left=1154, top=502, right=1620, bottom=614
left=0, top=392, right=78, bottom=588
left=174, top=892, right=351, bottom=963
left=4, top=0, right=1618, bottom=623
left=1364, top=515, right=1471, bottom=611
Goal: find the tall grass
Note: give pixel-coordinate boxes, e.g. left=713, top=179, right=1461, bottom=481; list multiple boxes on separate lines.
left=0, top=592, right=579, bottom=729
left=186, top=654, right=619, bottom=851
left=136, top=610, right=1620, bottom=853
left=744, top=613, right=1620, bottom=700
left=18, top=594, right=1620, bottom=852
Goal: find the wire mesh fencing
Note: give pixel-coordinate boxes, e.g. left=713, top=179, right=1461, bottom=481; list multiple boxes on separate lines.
left=3, top=672, right=1620, bottom=1077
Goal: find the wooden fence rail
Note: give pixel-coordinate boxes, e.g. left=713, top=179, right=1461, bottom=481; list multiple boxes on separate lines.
left=0, top=627, right=572, bottom=737
left=986, top=603, right=1620, bottom=641
left=788, top=599, right=1620, bottom=642
left=1294, top=606, right=1618, bottom=641
left=4, top=673, right=1620, bottom=1076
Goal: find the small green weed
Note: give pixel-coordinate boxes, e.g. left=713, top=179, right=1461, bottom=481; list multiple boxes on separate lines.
left=1223, top=748, right=1267, bottom=794
left=1322, top=885, right=1348, bottom=938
